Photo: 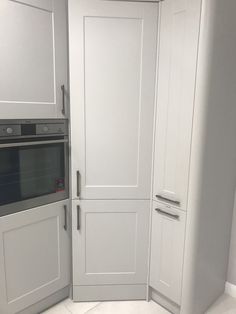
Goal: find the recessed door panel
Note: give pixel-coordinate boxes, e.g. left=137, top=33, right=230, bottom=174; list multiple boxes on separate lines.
left=10, top=0, right=53, bottom=11
left=3, top=216, right=59, bottom=302
left=84, top=16, right=142, bottom=188
left=85, top=211, right=137, bottom=273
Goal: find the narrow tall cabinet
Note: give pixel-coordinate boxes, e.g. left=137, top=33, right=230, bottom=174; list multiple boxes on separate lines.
left=69, top=0, right=158, bottom=301
left=149, top=0, right=201, bottom=311
left=150, top=0, right=236, bottom=314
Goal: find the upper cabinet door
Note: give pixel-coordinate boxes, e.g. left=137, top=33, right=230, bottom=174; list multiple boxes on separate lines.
left=153, top=0, right=201, bottom=210
left=0, top=0, right=68, bottom=119
left=69, top=0, right=158, bottom=200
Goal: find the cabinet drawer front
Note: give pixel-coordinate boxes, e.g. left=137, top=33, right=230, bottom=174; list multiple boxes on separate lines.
left=153, top=0, right=201, bottom=209
left=72, top=200, right=150, bottom=286
left=149, top=202, right=186, bottom=305
left=70, top=0, right=158, bottom=199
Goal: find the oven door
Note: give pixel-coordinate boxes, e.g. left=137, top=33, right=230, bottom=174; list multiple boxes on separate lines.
left=0, top=137, right=68, bottom=216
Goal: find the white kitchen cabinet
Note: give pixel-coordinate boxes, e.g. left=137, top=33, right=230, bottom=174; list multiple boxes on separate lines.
left=152, top=0, right=200, bottom=210
left=69, top=0, right=158, bottom=200
left=149, top=201, right=186, bottom=305
left=72, top=200, right=150, bottom=301
left=0, top=0, right=68, bottom=119
left=0, top=200, right=70, bottom=314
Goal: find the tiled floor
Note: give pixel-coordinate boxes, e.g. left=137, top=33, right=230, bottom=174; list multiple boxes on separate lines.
left=42, top=294, right=236, bottom=314
left=42, top=299, right=170, bottom=314
left=206, top=294, right=236, bottom=314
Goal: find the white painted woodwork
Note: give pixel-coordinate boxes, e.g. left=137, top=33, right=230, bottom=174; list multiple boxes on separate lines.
left=149, top=201, right=186, bottom=305
left=69, top=0, right=158, bottom=199
left=181, top=1, right=236, bottom=313
left=0, top=0, right=68, bottom=118
left=0, top=201, right=70, bottom=314
left=72, top=200, right=150, bottom=286
left=153, top=0, right=200, bottom=209
left=73, top=285, right=147, bottom=302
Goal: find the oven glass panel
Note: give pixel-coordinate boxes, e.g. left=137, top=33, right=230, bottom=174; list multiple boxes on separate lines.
left=0, top=143, right=65, bottom=206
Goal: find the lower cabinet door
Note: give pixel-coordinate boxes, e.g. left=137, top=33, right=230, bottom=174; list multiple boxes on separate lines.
left=0, top=200, right=70, bottom=314
left=149, top=202, right=186, bottom=305
left=72, top=200, right=150, bottom=288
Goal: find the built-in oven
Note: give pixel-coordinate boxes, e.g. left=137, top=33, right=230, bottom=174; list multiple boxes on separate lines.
left=0, top=119, right=69, bottom=216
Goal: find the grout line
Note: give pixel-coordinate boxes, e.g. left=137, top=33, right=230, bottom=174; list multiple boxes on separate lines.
left=63, top=304, right=73, bottom=314
left=85, top=302, right=102, bottom=313
left=62, top=299, right=73, bottom=314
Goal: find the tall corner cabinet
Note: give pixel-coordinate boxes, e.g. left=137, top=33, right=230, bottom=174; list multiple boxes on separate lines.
left=69, top=0, right=236, bottom=313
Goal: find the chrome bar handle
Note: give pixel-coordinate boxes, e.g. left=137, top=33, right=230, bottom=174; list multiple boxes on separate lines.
left=61, top=85, right=65, bottom=115
left=155, top=194, right=180, bottom=206
left=77, top=205, right=80, bottom=230
left=77, top=171, right=81, bottom=197
left=155, top=208, right=179, bottom=220
left=64, top=205, right=67, bottom=231
left=0, top=139, right=68, bottom=149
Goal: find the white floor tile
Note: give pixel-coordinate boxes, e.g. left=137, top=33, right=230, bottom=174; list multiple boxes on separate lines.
left=86, top=300, right=170, bottom=314
left=41, top=300, right=71, bottom=314
left=63, top=298, right=100, bottom=314
left=206, top=294, right=236, bottom=314
left=42, top=295, right=236, bottom=314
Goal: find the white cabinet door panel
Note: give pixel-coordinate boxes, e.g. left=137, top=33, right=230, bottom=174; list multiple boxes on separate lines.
left=149, top=201, right=186, bottom=305
left=153, top=0, right=201, bottom=209
left=72, top=200, right=150, bottom=286
left=0, top=201, right=70, bottom=314
left=69, top=0, right=158, bottom=199
left=0, top=0, right=68, bottom=118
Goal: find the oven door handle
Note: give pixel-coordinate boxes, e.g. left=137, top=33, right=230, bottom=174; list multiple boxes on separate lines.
left=0, top=139, right=68, bottom=148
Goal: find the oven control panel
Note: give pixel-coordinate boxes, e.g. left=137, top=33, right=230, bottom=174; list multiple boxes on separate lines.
left=0, top=120, right=68, bottom=138
left=36, top=123, right=66, bottom=135
left=0, top=125, right=21, bottom=137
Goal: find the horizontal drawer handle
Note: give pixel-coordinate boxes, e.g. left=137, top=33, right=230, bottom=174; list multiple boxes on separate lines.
left=155, top=208, right=179, bottom=220
left=155, top=194, right=180, bottom=206
left=0, top=139, right=68, bottom=148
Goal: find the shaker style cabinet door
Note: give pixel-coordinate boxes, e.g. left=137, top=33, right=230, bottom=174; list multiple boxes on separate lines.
left=0, top=0, right=68, bottom=118
left=72, top=200, right=150, bottom=298
left=149, top=202, right=186, bottom=305
left=0, top=201, right=70, bottom=314
left=153, top=0, right=201, bottom=210
left=69, top=0, right=158, bottom=200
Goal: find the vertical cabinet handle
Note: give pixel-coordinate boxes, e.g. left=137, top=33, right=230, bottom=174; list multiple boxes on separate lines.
left=64, top=205, right=67, bottom=230
left=61, top=85, right=65, bottom=115
left=77, top=171, right=81, bottom=197
left=77, top=205, right=80, bottom=230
